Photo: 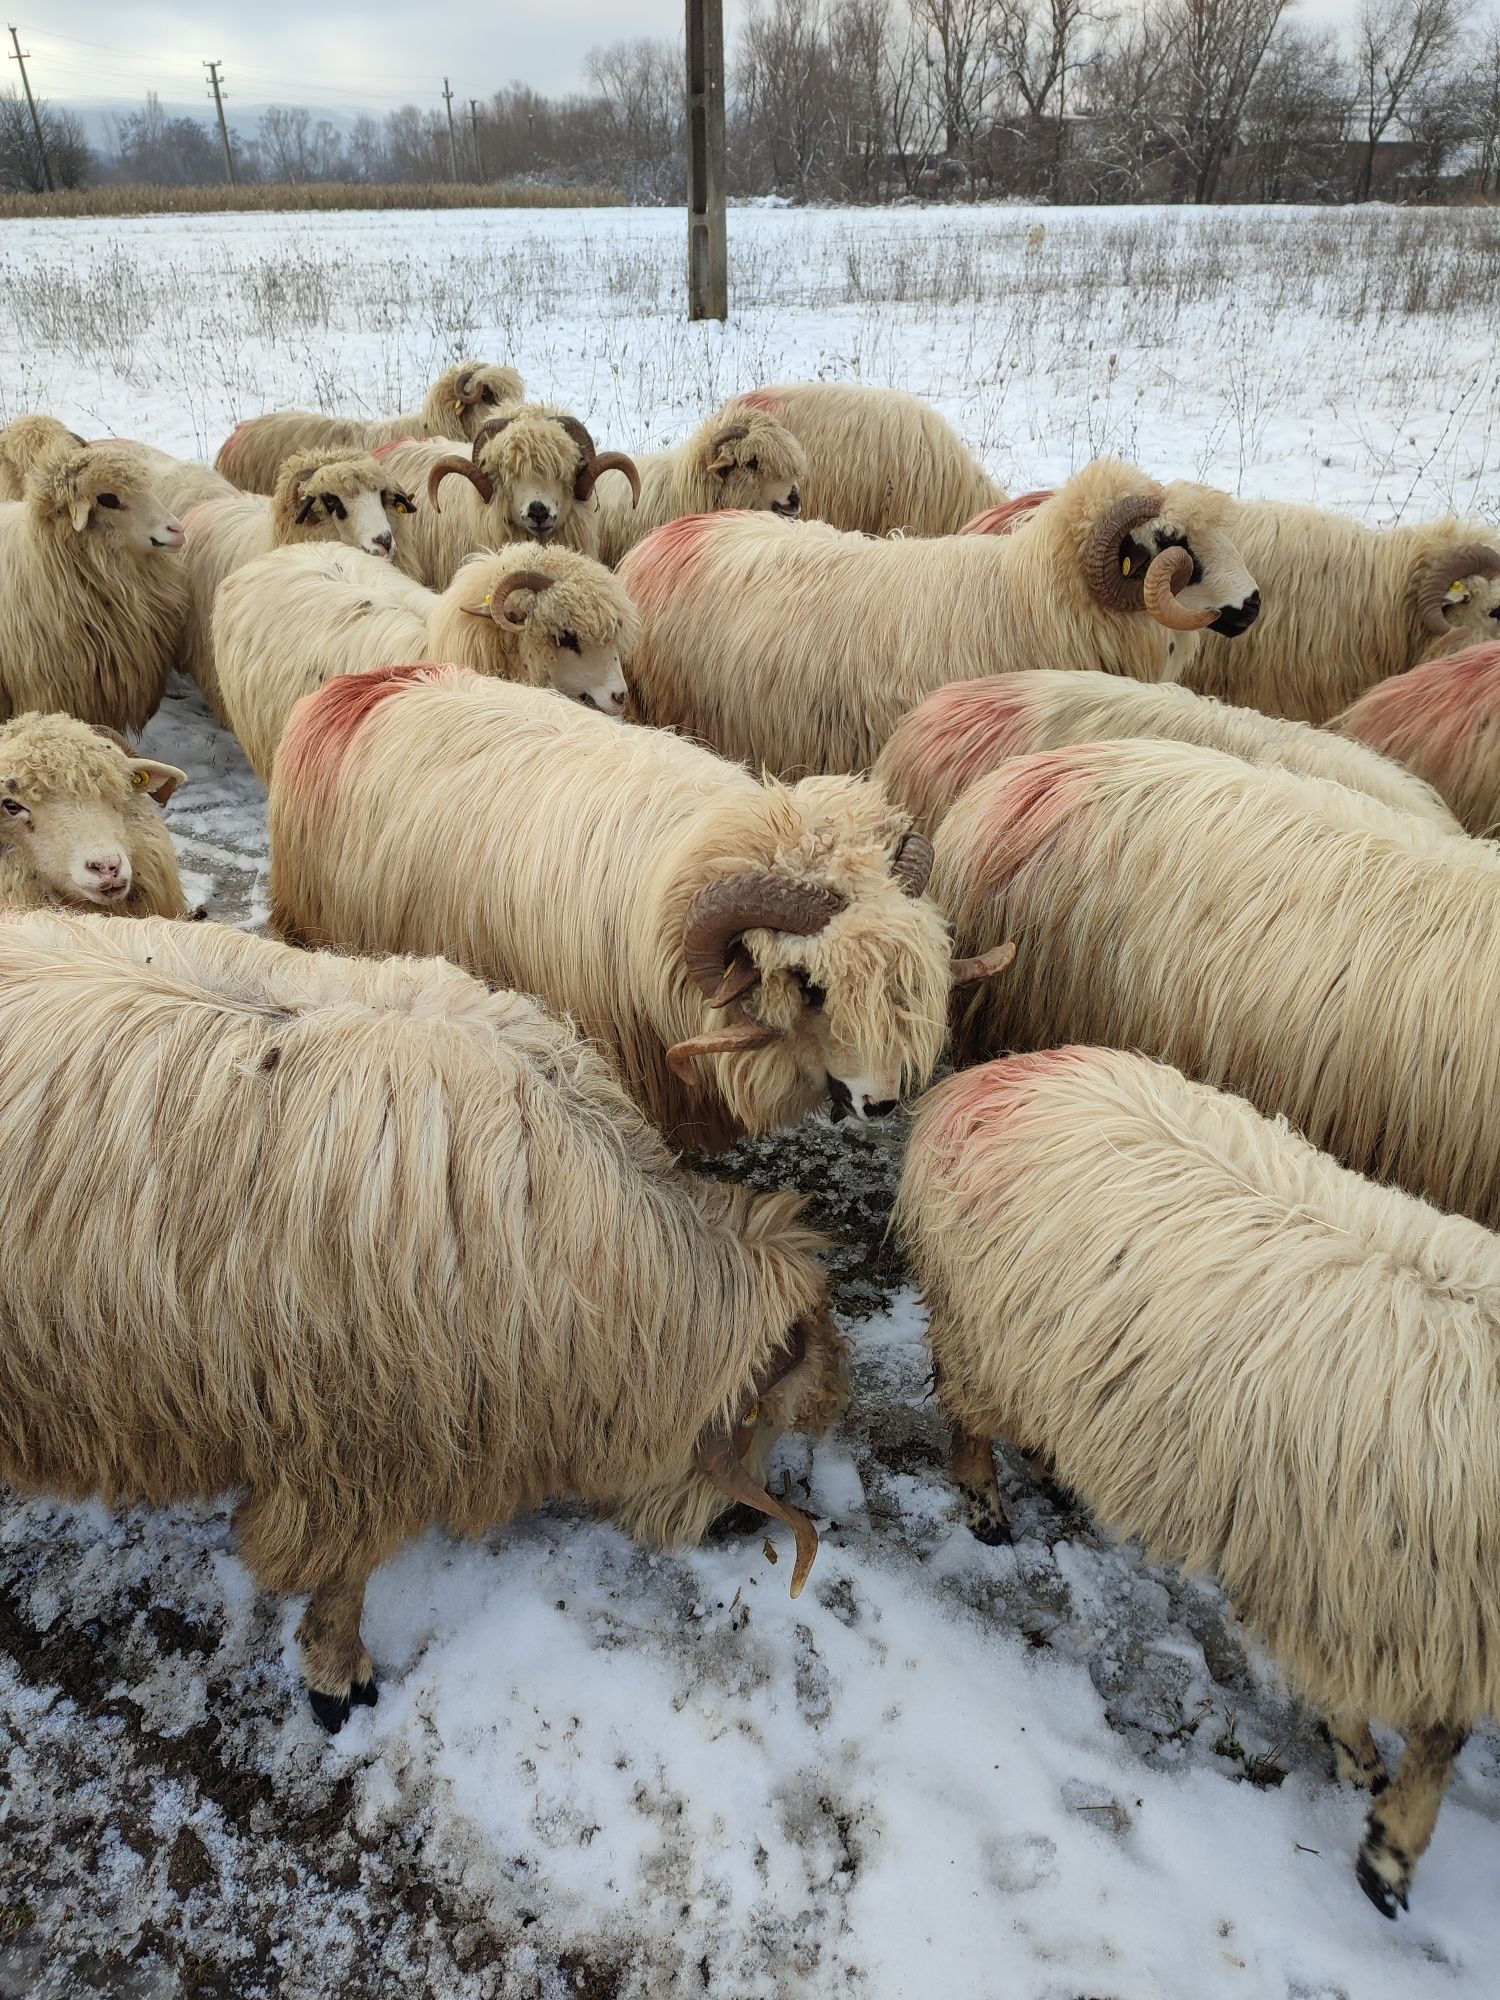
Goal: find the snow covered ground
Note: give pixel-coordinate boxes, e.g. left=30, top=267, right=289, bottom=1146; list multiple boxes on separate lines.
left=1, top=202, right=1498, bottom=2000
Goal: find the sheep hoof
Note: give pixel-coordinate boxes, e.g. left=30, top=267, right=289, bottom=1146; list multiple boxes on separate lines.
left=350, top=1675, right=378, bottom=1708
left=308, top=1686, right=351, bottom=1734
left=1355, top=1845, right=1408, bottom=1920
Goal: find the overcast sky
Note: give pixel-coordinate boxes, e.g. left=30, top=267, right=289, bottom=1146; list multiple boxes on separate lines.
left=26, top=3, right=1360, bottom=114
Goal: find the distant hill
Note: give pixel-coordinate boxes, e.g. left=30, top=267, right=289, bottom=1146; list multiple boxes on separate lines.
left=71, top=101, right=366, bottom=150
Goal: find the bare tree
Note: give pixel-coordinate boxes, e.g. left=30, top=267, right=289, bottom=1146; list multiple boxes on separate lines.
left=908, top=0, right=1003, bottom=187
left=587, top=38, right=682, bottom=202
left=1236, top=24, right=1348, bottom=199
left=995, top=0, right=1093, bottom=193
left=0, top=89, right=91, bottom=193
left=737, top=0, right=837, bottom=197
left=1157, top=0, right=1292, bottom=202
left=1471, top=14, right=1500, bottom=193
left=1351, top=0, right=1470, bottom=199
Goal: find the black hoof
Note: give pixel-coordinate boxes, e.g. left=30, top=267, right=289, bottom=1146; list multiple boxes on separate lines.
left=965, top=1499, right=1012, bottom=1546
left=350, top=1676, right=378, bottom=1708
left=1355, top=1852, right=1404, bottom=1919
left=308, top=1686, right=351, bottom=1734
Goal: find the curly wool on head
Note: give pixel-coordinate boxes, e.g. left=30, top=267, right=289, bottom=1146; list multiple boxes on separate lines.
left=213, top=359, right=527, bottom=494
left=875, top=668, right=1461, bottom=838
left=594, top=399, right=807, bottom=567
left=267, top=663, right=973, bottom=1153
left=0, top=908, right=846, bottom=1724
left=931, top=735, right=1500, bottom=1227
left=619, top=458, right=1261, bottom=779
left=0, top=412, right=87, bottom=501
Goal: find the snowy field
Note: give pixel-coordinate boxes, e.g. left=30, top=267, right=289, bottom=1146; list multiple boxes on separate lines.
left=1, top=201, right=1499, bottom=1999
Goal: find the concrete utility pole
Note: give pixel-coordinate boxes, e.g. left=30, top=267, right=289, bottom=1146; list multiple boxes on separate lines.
left=685, top=0, right=728, bottom=320
left=7, top=25, right=53, bottom=194
left=441, top=77, right=459, bottom=183
left=204, top=61, right=237, bottom=187
left=469, top=98, right=482, bottom=180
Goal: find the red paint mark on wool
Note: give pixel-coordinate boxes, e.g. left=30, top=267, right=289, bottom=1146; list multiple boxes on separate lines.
left=961, top=491, right=1054, bottom=537
left=217, top=420, right=253, bottom=472
left=916, top=1048, right=1102, bottom=1162
left=1343, top=639, right=1500, bottom=759
left=737, top=388, right=788, bottom=418
left=888, top=678, right=1038, bottom=813
left=621, top=510, right=749, bottom=615
left=277, top=663, right=447, bottom=799
left=371, top=438, right=421, bottom=461
left=956, top=746, right=1092, bottom=884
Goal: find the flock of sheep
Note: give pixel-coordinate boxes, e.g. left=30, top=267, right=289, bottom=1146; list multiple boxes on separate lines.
left=2, top=362, right=1500, bottom=1929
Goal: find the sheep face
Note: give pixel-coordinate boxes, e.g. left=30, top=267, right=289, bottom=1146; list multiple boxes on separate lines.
left=1131, top=483, right=1260, bottom=636
left=302, top=483, right=406, bottom=560
left=275, top=448, right=415, bottom=561
left=481, top=412, right=588, bottom=543
left=35, top=446, right=185, bottom=557
left=456, top=551, right=640, bottom=718
left=1427, top=564, right=1500, bottom=647
left=698, top=410, right=808, bottom=519
left=0, top=719, right=182, bottom=909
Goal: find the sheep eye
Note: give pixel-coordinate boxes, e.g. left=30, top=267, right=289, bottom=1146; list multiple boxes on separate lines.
left=794, top=969, right=826, bottom=1010
left=481, top=387, right=496, bottom=404
left=96, top=492, right=121, bottom=510
left=746, top=456, right=760, bottom=473
left=322, top=493, right=347, bottom=521
left=556, top=631, right=582, bottom=654
left=2, top=797, right=26, bottom=816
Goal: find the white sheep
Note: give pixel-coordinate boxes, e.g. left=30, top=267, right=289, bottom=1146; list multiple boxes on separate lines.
left=214, top=360, right=527, bottom=494
left=179, top=446, right=417, bottom=725
left=267, top=663, right=1002, bottom=1153
left=0, top=908, right=848, bottom=1726
left=0, top=712, right=186, bottom=916
left=619, top=460, right=1261, bottom=777
left=594, top=399, right=806, bottom=567
left=733, top=383, right=1006, bottom=538
left=874, top=669, right=1461, bottom=837
left=0, top=442, right=186, bottom=733
left=215, top=541, right=639, bottom=780
left=1333, top=637, right=1500, bottom=837
left=0, top=412, right=86, bottom=499
left=903, top=1045, right=1500, bottom=1918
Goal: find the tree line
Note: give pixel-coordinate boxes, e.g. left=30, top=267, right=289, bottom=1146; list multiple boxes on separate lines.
left=4, top=0, right=1498, bottom=206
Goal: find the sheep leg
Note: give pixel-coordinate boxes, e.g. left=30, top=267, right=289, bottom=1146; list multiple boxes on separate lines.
left=296, top=1571, right=378, bottom=1735
left=950, top=1427, right=1010, bottom=1546
left=1325, top=1714, right=1388, bottom=1794
left=1355, top=1722, right=1466, bottom=1918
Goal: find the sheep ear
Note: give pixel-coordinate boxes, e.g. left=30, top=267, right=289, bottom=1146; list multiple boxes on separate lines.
left=70, top=497, right=92, bottom=532
left=461, top=595, right=494, bottom=620
left=708, top=453, right=736, bottom=476
left=127, top=758, right=187, bottom=804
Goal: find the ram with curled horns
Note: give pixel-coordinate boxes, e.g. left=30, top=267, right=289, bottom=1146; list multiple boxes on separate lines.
left=269, top=662, right=1008, bottom=1152
left=376, top=406, right=640, bottom=588
left=616, top=457, right=1260, bottom=778
left=593, top=397, right=807, bottom=566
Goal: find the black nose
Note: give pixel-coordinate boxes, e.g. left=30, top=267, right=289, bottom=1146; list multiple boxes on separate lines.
left=1209, top=590, right=1260, bottom=638
left=374, top=531, right=393, bottom=552
left=827, top=1076, right=853, bottom=1123
left=526, top=501, right=551, bottom=524
left=863, top=1098, right=898, bottom=1120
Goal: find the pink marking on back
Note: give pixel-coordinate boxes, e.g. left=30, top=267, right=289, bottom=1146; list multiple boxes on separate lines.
left=372, top=437, right=421, bottom=461
left=884, top=677, right=1039, bottom=820
left=620, top=510, right=752, bottom=617
left=1341, top=639, right=1500, bottom=762
left=960, top=491, right=1054, bottom=537
left=217, top=419, right=253, bottom=472
left=276, top=662, right=451, bottom=799
left=738, top=388, right=788, bottom=419
left=914, top=1047, right=1105, bottom=1167
left=955, top=745, right=1095, bottom=884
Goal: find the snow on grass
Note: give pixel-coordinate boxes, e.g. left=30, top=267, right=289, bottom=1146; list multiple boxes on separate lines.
left=1, top=203, right=1498, bottom=1999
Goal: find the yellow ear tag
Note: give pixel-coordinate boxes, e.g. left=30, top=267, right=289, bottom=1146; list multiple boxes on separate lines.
left=1121, top=555, right=1132, bottom=576
left=744, top=1402, right=760, bottom=1426
left=483, top=590, right=494, bottom=608
left=453, top=399, right=464, bottom=414
left=1448, top=582, right=1468, bottom=601
left=132, top=769, right=152, bottom=789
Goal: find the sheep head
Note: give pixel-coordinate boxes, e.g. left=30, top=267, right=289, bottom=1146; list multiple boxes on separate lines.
left=0, top=714, right=184, bottom=910
left=1417, top=540, right=1500, bottom=639
left=433, top=360, right=526, bottom=435
left=30, top=444, right=184, bottom=557
left=1081, top=480, right=1259, bottom=638
left=454, top=546, right=638, bottom=716
left=431, top=407, right=638, bottom=543
left=276, top=448, right=412, bottom=560
left=693, top=403, right=807, bottom=519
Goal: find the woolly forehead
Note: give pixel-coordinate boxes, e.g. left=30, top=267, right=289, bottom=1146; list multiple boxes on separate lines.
left=32, top=445, right=154, bottom=510
left=0, top=718, right=135, bottom=804
left=453, top=552, right=640, bottom=648
left=475, top=408, right=586, bottom=483
left=438, top=361, right=524, bottom=405
left=1154, top=478, right=1237, bottom=542
left=707, top=406, right=808, bottom=482
left=276, top=450, right=389, bottom=503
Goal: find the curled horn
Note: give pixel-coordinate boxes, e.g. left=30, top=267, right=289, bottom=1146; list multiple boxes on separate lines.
left=1142, top=544, right=1216, bottom=632
left=287, top=466, right=318, bottom=525
left=667, top=1021, right=781, bottom=1082
left=682, top=873, right=846, bottom=1008
left=90, top=724, right=136, bottom=755
left=469, top=415, right=516, bottom=456
left=951, top=941, right=1016, bottom=989
left=1417, top=541, right=1500, bottom=636
left=427, top=456, right=494, bottom=511
left=892, top=831, right=933, bottom=897
left=580, top=451, right=641, bottom=507
left=454, top=366, right=482, bottom=406
left=491, top=568, right=554, bottom=628
left=1083, top=492, right=1167, bottom=612
left=708, top=422, right=751, bottom=466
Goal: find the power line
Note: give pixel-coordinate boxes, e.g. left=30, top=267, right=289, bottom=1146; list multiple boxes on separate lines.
left=441, top=75, right=458, bottom=183
left=7, top=23, right=53, bottom=193
left=204, top=59, right=236, bottom=187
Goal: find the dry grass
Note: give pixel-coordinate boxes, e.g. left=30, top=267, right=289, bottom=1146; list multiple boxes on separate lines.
left=0, top=182, right=613, bottom=220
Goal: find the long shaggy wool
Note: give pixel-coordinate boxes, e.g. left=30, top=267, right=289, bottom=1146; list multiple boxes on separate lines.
left=269, top=664, right=951, bottom=1152
left=214, top=361, right=527, bottom=494
left=0, top=446, right=188, bottom=733
left=899, top=1045, right=1500, bottom=1729
left=875, top=669, right=1462, bottom=836
left=618, top=460, right=1257, bottom=778
left=0, top=910, right=845, bottom=1614
left=595, top=399, right=806, bottom=567
left=94, top=441, right=236, bottom=519
left=216, top=542, right=639, bottom=780
left=0, top=713, right=185, bottom=917
left=1186, top=500, right=1500, bottom=722
left=1334, top=639, right=1500, bottom=837
left=0, top=413, right=86, bottom=500
left=738, top=383, right=1005, bottom=538
left=932, top=737, right=1500, bottom=1226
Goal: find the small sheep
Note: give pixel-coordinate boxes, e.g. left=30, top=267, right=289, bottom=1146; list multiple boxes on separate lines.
left=0, top=412, right=86, bottom=500
left=1025, top=222, right=1046, bottom=250
left=900, top=1045, right=1500, bottom=1917
left=931, top=737, right=1500, bottom=1226
left=735, top=383, right=1005, bottom=538
left=216, top=541, right=638, bottom=780
left=619, top=460, right=1260, bottom=778
left=1186, top=499, right=1500, bottom=722
left=180, top=446, right=417, bottom=725
left=0, top=908, right=848, bottom=1726
left=875, top=669, right=1461, bottom=837
left=214, top=360, right=527, bottom=494
left=268, top=663, right=1001, bottom=1154
left=378, top=408, right=639, bottom=589
left=0, top=443, right=187, bottom=733
left=0, top=713, right=186, bottom=916
left=595, top=399, right=807, bottom=567
left=1333, top=638, right=1500, bottom=837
